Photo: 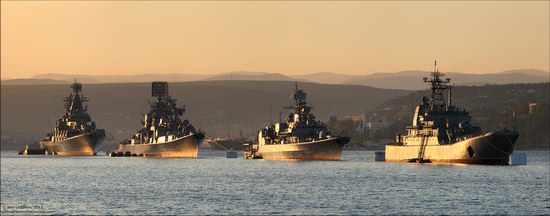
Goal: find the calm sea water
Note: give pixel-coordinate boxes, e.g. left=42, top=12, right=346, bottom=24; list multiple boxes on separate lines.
left=1, top=150, right=549, bottom=215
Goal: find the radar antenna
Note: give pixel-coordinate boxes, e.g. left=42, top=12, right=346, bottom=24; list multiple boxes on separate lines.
left=71, top=79, right=82, bottom=94
left=285, top=83, right=308, bottom=113
left=423, top=60, right=451, bottom=112
left=151, top=81, right=169, bottom=99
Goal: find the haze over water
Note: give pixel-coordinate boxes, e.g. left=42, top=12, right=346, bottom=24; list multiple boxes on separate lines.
left=1, top=150, right=549, bottom=215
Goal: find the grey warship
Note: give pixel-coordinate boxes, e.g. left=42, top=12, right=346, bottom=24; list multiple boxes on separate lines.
left=23, top=81, right=106, bottom=156
left=111, top=82, right=205, bottom=157
left=243, top=84, right=350, bottom=160
left=385, top=62, right=519, bottom=165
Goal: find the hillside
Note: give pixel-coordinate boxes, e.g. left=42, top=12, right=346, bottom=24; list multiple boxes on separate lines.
left=203, top=72, right=307, bottom=82
left=499, top=69, right=550, bottom=77
left=0, top=80, right=409, bottom=151
left=0, top=79, right=70, bottom=85
left=290, top=72, right=361, bottom=84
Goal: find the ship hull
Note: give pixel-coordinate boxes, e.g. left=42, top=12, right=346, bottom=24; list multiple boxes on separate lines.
left=385, top=131, right=519, bottom=165
left=38, top=132, right=105, bottom=156
left=115, top=133, right=205, bottom=158
left=252, top=137, right=350, bottom=160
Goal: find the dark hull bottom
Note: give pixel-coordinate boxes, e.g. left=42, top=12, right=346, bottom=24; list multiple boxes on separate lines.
left=385, top=131, right=519, bottom=165
left=37, top=132, right=105, bottom=156
left=114, top=133, right=204, bottom=158
left=249, top=137, right=350, bottom=161
left=388, top=158, right=511, bottom=165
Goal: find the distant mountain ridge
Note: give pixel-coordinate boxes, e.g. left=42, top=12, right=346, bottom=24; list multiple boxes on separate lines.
left=0, top=79, right=70, bottom=85
left=342, top=69, right=549, bottom=90
left=498, top=69, right=549, bottom=77
left=30, top=73, right=209, bottom=83
left=3, top=69, right=547, bottom=90
left=290, top=72, right=361, bottom=84
left=204, top=72, right=307, bottom=82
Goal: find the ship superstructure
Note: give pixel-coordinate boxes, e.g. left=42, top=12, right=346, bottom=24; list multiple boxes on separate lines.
left=385, top=62, right=519, bottom=165
left=31, top=81, right=105, bottom=156
left=111, top=82, right=204, bottom=157
left=243, top=84, right=350, bottom=160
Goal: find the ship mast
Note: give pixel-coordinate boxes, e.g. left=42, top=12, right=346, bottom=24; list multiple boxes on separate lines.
left=63, top=80, right=91, bottom=124
left=423, top=60, right=451, bottom=112
left=448, top=83, right=454, bottom=107
left=71, top=79, right=82, bottom=94
left=283, top=83, right=311, bottom=120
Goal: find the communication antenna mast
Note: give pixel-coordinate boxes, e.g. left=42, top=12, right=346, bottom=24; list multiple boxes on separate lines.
left=423, top=60, right=451, bottom=112
left=448, top=83, right=454, bottom=107
left=71, top=79, right=82, bottom=94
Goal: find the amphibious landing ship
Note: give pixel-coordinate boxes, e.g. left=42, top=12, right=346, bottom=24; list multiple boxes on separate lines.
left=110, top=82, right=204, bottom=157
left=20, top=81, right=105, bottom=156
left=243, top=84, right=350, bottom=160
left=385, top=62, right=519, bottom=165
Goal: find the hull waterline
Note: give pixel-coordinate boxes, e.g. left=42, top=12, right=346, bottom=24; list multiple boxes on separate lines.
left=252, top=137, right=350, bottom=160
left=114, top=133, right=205, bottom=158
left=385, top=131, right=519, bottom=165
left=38, top=132, right=105, bottom=156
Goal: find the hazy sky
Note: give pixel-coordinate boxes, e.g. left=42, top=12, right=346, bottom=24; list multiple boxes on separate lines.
left=1, top=1, right=548, bottom=79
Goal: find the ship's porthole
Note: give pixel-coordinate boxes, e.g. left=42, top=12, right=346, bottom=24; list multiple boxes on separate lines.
left=467, top=146, right=475, bottom=158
